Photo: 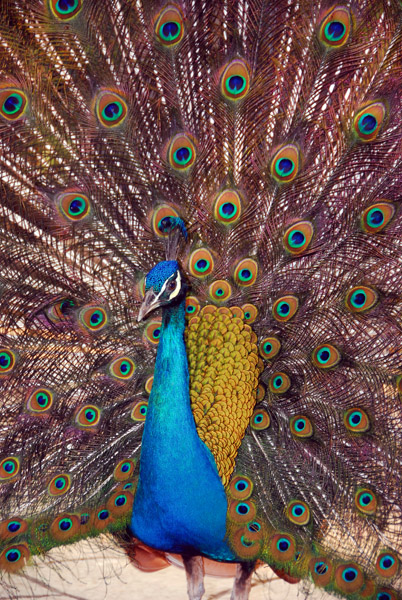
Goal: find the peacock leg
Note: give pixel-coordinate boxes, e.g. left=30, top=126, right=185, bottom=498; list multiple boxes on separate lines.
left=182, top=555, right=205, bottom=600
left=230, top=562, right=256, bottom=600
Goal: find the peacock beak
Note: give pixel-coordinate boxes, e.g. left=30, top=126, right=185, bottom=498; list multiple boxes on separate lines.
left=137, top=289, right=161, bottom=322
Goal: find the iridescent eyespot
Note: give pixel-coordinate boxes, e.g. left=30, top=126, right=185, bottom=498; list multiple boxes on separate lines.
left=377, top=590, right=396, bottom=600
left=76, top=405, right=101, bottom=428
left=229, top=475, right=253, bottom=500
left=269, top=372, right=290, bottom=394
left=0, top=458, right=20, bottom=481
left=354, top=102, right=386, bottom=142
left=250, top=409, right=270, bottom=431
left=107, top=490, right=134, bottom=516
left=48, top=298, right=75, bottom=322
left=270, top=144, right=300, bottom=183
left=96, top=91, right=128, bottom=128
left=231, top=528, right=262, bottom=559
left=256, top=384, right=265, bottom=402
left=167, top=134, right=196, bottom=170
left=79, top=306, right=108, bottom=332
left=114, top=459, right=135, bottom=481
left=189, top=249, right=214, bottom=278
left=345, top=286, right=378, bottom=313
left=213, top=190, right=242, bottom=225
left=145, top=376, right=153, bottom=395
left=234, top=259, right=258, bottom=286
left=27, top=388, right=54, bottom=413
left=95, top=509, right=111, bottom=529
left=209, top=280, right=232, bottom=302
left=50, top=514, right=80, bottom=540
left=361, top=202, right=395, bottom=233
left=109, top=357, right=136, bottom=381
left=376, top=552, right=399, bottom=578
left=0, top=89, right=28, bottom=121
left=48, top=474, right=71, bottom=496
left=144, top=319, right=162, bottom=344
left=283, top=221, right=314, bottom=255
left=312, top=344, right=340, bottom=369
left=335, top=564, right=364, bottom=593
left=290, top=415, right=313, bottom=438
left=319, top=6, right=351, bottom=48
left=241, top=304, right=258, bottom=324
left=259, top=336, right=280, bottom=360
left=355, top=488, right=377, bottom=515
left=270, top=534, right=295, bottom=562
left=0, top=518, right=28, bottom=540
left=228, top=500, right=256, bottom=523
left=344, top=408, right=370, bottom=433
left=151, top=204, right=180, bottom=238
left=131, top=400, right=148, bottom=422
left=286, top=500, right=310, bottom=525
left=185, top=296, right=201, bottom=318
left=0, top=349, right=16, bottom=374
left=0, top=544, right=29, bottom=572
left=57, top=191, right=90, bottom=222
left=272, top=296, right=299, bottom=322
left=49, top=0, right=83, bottom=20
left=155, top=6, right=184, bottom=46
left=310, top=558, right=333, bottom=586
left=220, top=59, right=250, bottom=101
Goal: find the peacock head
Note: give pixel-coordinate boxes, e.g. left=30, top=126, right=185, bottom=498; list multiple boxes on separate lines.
left=137, top=260, right=186, bottom=322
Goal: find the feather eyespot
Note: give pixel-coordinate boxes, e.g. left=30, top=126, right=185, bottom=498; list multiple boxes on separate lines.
left=272, top=296, right=299, bottom=322
left=269, top=534, right=296, bottom=562
left=354, top=102, right=386, bottom=142
left=376, top=553, right=399, bottom=578
left=250, top=409, right=270, bottom=431
left=79, top=306, right=108, bottom=332
left=256, top=384, right=266, bottom=402
left=109, top=357, right=136, bottom=381
left=214, top=190, right=242, bottom=224
left=151, top=205, right=179, bottom=238
left=0, top=458, right=20, bottom=481
left=283, top=221, right=314, bottom=254
left=145, top=375, right=153, bottom=395
left=0, top=544, right=29, bottom=572
left=94, top=508, right=112, bottom=530
left=319, top=7, right=351, bottom=48
left=0, top=89, right=27, bottom=121
left=50, top=515, right=80, bottom=541
left=189, top=249, right=214, bottom=278
left=49, top=0, right=83, bottom=20
left=27, top=388, right=54, bottom=413
left=344, top=408, right=370, bottom=433
left=229, top=475, right=253, bottom=500
left=0, top=518, right=28, bottom=541
left=242, top=304, right=258, bottom=324
left=310, top=558, right=333, bottom=586
left=209, top=280, right=232, bottom=302
left=355, top=488, right=377, bottom=515
left=270, top=144, right=300, bottom=183
left=361, top=202, right=395, bottom=233
left=231, top=528, right=262, bottom=558
left=96, top=91, right=127, bottom=128
left=168, top=134, right=196, bottom=170
left=259, top=336, right=281, bottom=360
left=312, top=344, right=340, bottom=368
left=335, top=564, right=364, bottom=593
left=345, top=286, right=378, bottom=313
left=228, top=500, right=256, bottom=523
left=185, top=296, right=201, bottom=317
left=107, top=491, right=134, bottom=516
left=131, top=400, right=148, bottom=422
left=114, top=459, right=136, bottom=481
left=234, top=259, right=258, bottom=286
left=57, top=192, right=90, bottom=222
left=76, top=405, right=101, bottom=428
left=290, top=416, right=313, bottom=438
left=155, top=6, right=184, bottom=46
left=0, top=349, right=16, bottom=374
left=268, top=372, right=290, bottom=394
left=286, top=500, right=310, bottom=526
left=48, top=298, right=75, bottom=322
left=377, top=591, right=397, bottom=600
left=220, top=59, right=250, bottom=101
left=144, top=319, right=162, bottom=344
left=48, top=474, right=71, bottom=496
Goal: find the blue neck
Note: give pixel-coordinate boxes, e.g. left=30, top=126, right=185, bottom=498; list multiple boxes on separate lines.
left=131, top=300, right=235, bottom=560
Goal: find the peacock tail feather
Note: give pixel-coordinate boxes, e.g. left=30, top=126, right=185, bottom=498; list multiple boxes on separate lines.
left=0, top=0, right=402, bottom=598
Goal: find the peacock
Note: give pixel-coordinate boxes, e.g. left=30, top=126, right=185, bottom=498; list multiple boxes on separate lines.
left=0, top=0, right=401, bottom=599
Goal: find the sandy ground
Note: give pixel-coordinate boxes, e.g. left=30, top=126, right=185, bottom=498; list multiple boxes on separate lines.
left=0, top=539, right=334, bottom=600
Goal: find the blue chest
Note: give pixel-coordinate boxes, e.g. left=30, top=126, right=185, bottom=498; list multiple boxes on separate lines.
left=130, top=303, right=235, bottom=561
